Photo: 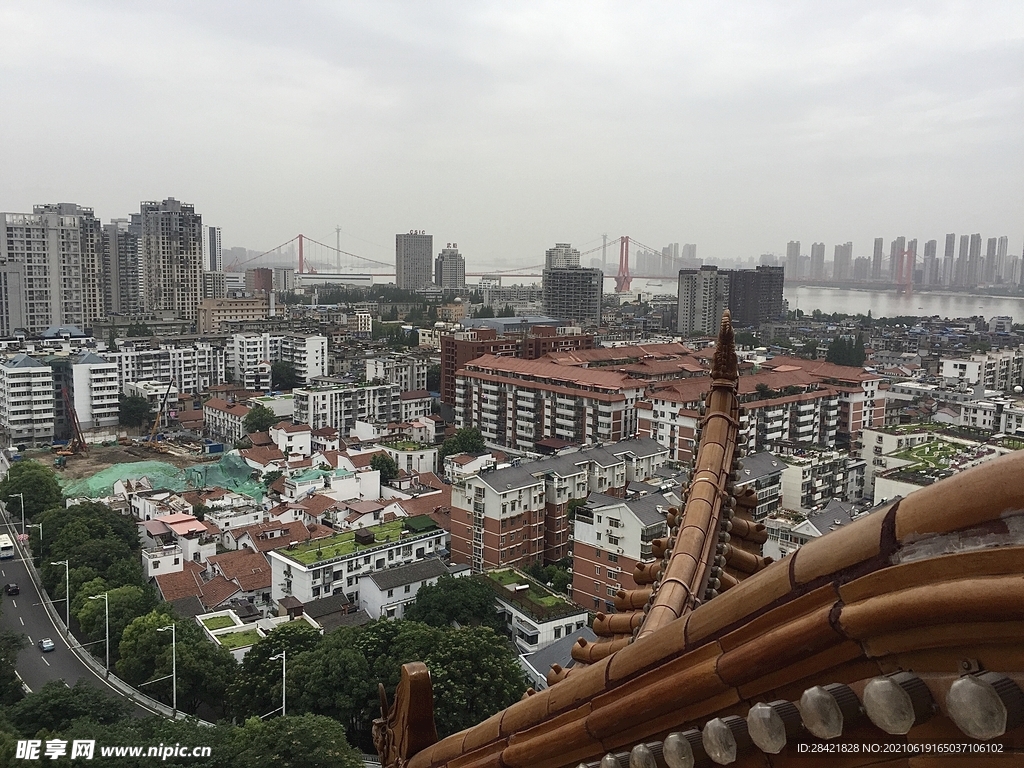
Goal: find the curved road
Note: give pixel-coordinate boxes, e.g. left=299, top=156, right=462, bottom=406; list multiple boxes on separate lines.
left=0, top=503, right=155, bottom=716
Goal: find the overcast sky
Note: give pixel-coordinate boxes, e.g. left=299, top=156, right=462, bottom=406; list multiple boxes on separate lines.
left=1, top=1, right=1021, bottom=272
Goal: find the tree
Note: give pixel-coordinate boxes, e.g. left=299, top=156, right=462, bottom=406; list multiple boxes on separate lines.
left=228, top=622, right=321, bottom=718
left=289, top=632, right=376, bottom=735
left=439, top=427, right=486, bottom=461
left=474, top=305, right=495, bottom=318
left=118, top=612, right=236, bottom=715
left=405, top=576, right=504, bottom=632
left=7, top=680, right=128, bottom=736
left=232, top=715, right=363, bottom=768
left=424, top=626, right=527, bottom=737
left=498, top=303, right=516, bottom=317
left=271, top=361, right=299, bottom=390
left=0, top=460, right=62, bottom=522
left=119, top=394, right=153, bottom=430
left=262, top=469, right=284, bottom=488
left=370, top=453, right=399, bottom=484
left=243, top=403, right=278, bottom=434
left=800, top=340, right=818, bottom=359
left=75, top=584, right=158, bottom=664
left=0, top=627, right=25, bottom=707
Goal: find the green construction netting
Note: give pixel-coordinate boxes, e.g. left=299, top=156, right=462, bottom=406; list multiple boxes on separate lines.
left=61, top=452, right=265, bottom=501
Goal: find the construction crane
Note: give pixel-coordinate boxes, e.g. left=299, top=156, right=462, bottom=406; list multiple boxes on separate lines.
left=147, top=379, right=176, bottom=445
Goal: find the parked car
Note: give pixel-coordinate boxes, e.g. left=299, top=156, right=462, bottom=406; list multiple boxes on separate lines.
left=3, top=583, right=18, bottom=596
left=38, top=638, right=55, bottom=653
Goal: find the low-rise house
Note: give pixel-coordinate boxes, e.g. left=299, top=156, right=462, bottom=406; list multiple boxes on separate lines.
left=359, top=558, right=454, bottom=619
left=520, top=625, right=598, bottom=691
left=269, top=421, right=313, bottom=458
left=481, top=568, right=588, bottom=655
left=400, top=390, right=433, bottom=422
left=207, top=549, right=273, bottom=607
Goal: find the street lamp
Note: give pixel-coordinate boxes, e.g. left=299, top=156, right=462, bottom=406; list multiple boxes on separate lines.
left=269, top=649, right=286, bottom=717
left=88, top=592, right=109, bottom=676
left=12, top=492, right=24, bottom=533
left=157, top=623, right=177, bottom=716
left=50, top=560, right=70, bottom=633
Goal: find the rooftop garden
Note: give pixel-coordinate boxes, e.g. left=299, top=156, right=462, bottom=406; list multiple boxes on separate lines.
left=217, top=629, right=261, bottom=649
left=481, top=568, right=582, bottom=621
left=383, top=440, right=432, bottom=451
left=891, top=440, right=966, bottom=471
left=281, top=516, right=436, bottom=565
left=201, top=615, right=236, bottom=631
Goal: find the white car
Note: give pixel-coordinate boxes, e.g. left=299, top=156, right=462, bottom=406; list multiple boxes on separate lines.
left=38, top=638, right=55, bottom=653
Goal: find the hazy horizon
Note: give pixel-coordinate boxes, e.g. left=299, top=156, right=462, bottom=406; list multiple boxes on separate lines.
left=2, top=2, right=1021, bottom=272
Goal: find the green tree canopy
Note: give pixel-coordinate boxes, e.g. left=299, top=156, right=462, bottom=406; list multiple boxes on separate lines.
left=404, top=576, right=504, bottom=632
left=426, top=363, right=441, bottom=392
left=243, top=403, right=278, bottom=434
left=370, top=453, right=399, bottom=483
left=498, top=304, right=516, bottom=317
left=118, top=612, right=236, bottom=715
left=75, top=584, right=158, bottom=664
left=7, top=680, right=128, bottom=737
left=289, top=630, right=376, bottom=732
left=0, top=625, right=25, bottom=707
left=474, top=305, right=495, bottom=318
left=0, top=460, right=62, bottom=521
left=119, top=394, right=153, bottom=429
left=228, top=622, right=322, bottom=718
left=232, top=715, right=363, bottom=768
left=800, top=339, right=818, bottom=359
left=424, top=626, right=527, bottom=737
left=271, top=361, right=299, bottom=390
left=439, top=427, right=486, bottom=461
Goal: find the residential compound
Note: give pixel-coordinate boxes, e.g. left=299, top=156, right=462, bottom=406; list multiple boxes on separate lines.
left=676, top=265, right=784, bottom=334
left=449, top=437, right=667, bottom=573
left=227, top=333, right=328, bottom=389
left=293, top=378, right=401, bottom=433
left=0, top=354, right=55, bottom=446
left=1, top=198, right=207, bottom=335
left=454, top=356, right=647, bottom=451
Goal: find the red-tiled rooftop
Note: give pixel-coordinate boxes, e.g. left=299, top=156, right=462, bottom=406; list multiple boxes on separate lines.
left=207, top=550, right=272, bottom=592
left=400, top=390, right=432, bottom=400
left=461, top=355, right=642, bottom=390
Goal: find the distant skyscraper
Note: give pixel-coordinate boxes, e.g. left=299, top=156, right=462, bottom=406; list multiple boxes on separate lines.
left=955, top=234, right=970, bottom=287
left=0, top=203, right=103, bottom=334
left=832, top=242, right=853, bottom=281
left=544, top=242, right=581, bottom=269
left=102, top=218, right=141, bottom=315
left=395, top=231, right=433, bottom=290
left=810, top=242, right=825, bottom=280
left=852, top=257, right=870, bottom=281
left=785, top=241, right=801, bottom=279
left=966, top=233, right=982, bottom=287
left=942, top=234, right=956, bottom=286
left=996, top=236, right=1009, bottom=283
left=871, top=237, right=884, bottom=280
left=206, top=226, right=222, bottom=272
left=922, top=239, right=938, bottom=286
left=434, top=245, right=466, bottom=289
left=137, top=198, right=204, bottom=322
left=542, top=251, right=602, bottom=327
left=681, top=243, right=698, bottom=266
left=678, top=266, right=730, bottom=335
left=888, top=237, right=906, bottom=281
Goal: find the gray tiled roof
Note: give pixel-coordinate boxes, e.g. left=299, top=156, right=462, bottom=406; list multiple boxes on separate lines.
left=479, top=465, right=546, bottom=492
left=4, top=353, right=46, bottom=369
left=807, top=499, right=856, bottom=535
left=367, top=557, right=450, bottom=591
left=523, top=625, right=598, bottom=682
left=737, top=451, right=785, bottom=483
left=586, top=491, right=668, bottom=527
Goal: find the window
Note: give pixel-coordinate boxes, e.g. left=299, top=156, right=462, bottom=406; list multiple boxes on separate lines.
left=404, top=584, right=411, bottom=593
left=596, top=533, right=602, bottom=541
left=608, top=535, right=620, bottom=546
left=608, top=518, right=620, bottom=528
left=595, top=566, right=601, bottom=577
left=173, top=558, right=180, bottom=565
left=387, top=589, right=394, bottom=597
left=606, top=585, right=617, bottom=597
left=312, top=586, right=321, bottom=597
left=152, top=560, right=159, bottom=569
left=607, top=553, right=618, bottom=563
left=608, top=569, right=619, bottom=580
left=554, top=627, right=562, bottom=639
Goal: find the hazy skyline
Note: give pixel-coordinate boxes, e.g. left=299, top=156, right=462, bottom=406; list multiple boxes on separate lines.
left=2, top=1, right=1021, bottom=272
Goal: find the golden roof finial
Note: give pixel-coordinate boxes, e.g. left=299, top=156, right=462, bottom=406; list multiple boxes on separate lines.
left=712, top=309, right=738, bottom=381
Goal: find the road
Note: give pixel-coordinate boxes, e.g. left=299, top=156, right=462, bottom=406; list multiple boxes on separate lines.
left=0, top=506, right=156, bottom=716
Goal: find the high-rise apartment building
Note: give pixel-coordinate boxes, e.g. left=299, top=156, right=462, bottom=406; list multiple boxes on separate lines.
left=871, top=237, right=884, bottom=280
left=995, top=236, right=1009, bottom=283
left=888, top=236, right=906, bottom=281
left=395, top=231, right=433, bottom=290
left=785, top=241, right=801, bottom=279
left=942, top=234, right=956, bottom=286
left=726, top=266, right=785, bottom=327
left=955, top=234, right=970, bottom=287
left=434, top=245, right=466, bottom=289
left=542, top=266, right=602, bottom=327
left=922, top=239, right=938, bottom=286
left=102, top=218, right=142, bottom=316
left=206, top=226, right=222, bottom=272
left=832, top=242, right=853, bottom=281
left=137, top=198, right=204, bottom=322
left=677, top=265, right=730, bottom=335
left=0, top=204, right=103, bottom=334
left=809, top=242, right=825, bottom=280
left=966, top=233, right=983, bottom=287
left=544, top=243, right=581, bottom=269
